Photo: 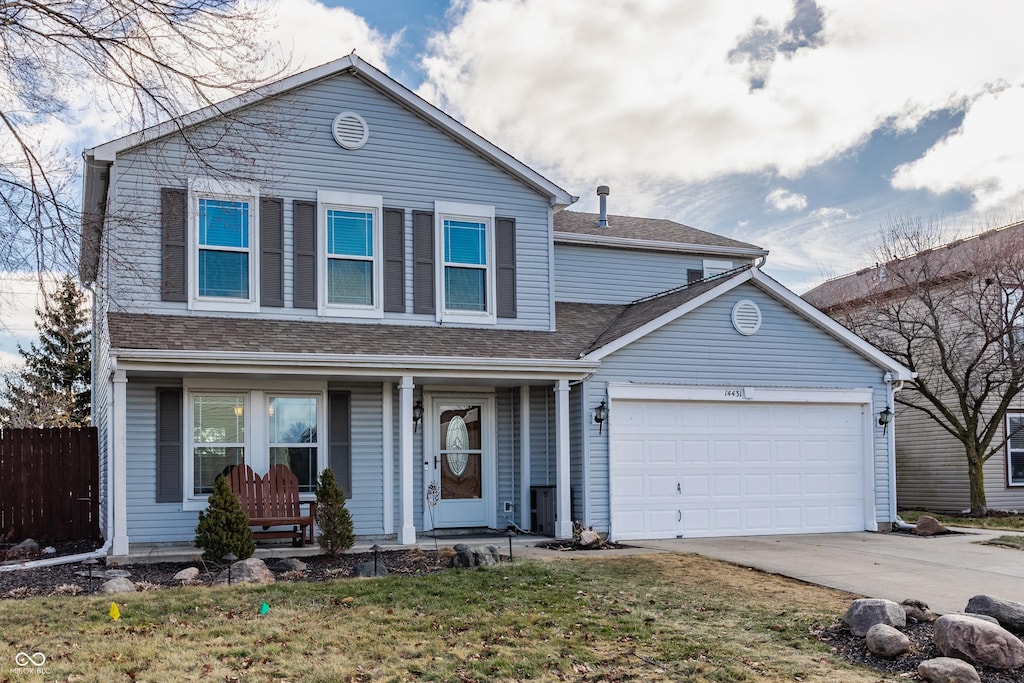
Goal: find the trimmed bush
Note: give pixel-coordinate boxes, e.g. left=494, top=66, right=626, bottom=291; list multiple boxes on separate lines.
left=315, top=468, right=354, bottom=555
left=194, top=475, right=255, bottom=563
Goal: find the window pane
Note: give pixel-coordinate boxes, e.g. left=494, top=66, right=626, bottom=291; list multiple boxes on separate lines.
left=444, top=220, right=486, bottom=265
left=1010, top=417, right=1024, bottom=449
left=271, top=447, right=316, bottom=493
left=193, top=395, right=245, bottom=443
left=199, top=199, right=249, bottom=248
left=199, top=249, right=249, bottom=298
left=194, top=447, right=244, bottom=494
left=445, top=266, right=485, bottom=311
left=328, top=210, right=373, bottom=257
left=269, top=397, right=318, bottom=444
left=328, top=259, right=373, bottom=305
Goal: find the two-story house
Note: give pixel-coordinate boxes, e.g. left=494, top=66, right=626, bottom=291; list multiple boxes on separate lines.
left=81, top=56, right=911, bottom=559
left=804, top=221, right=1024, bottom=513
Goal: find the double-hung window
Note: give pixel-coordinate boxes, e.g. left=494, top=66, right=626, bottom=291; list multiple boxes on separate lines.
left=268, top=395, right=319, bottom=493
left=1008, top=413, right=1024, bottom=486
left=435, top=201, right=496, bottom=324
left=191, top=394, right=247, bottom=495
left=189, top=178, right=259, bottom=311
left=318, top=190, right=383, bottom=317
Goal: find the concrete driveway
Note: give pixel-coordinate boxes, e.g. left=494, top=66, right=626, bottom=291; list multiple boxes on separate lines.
left=630, top=528, right=1024, bottom=615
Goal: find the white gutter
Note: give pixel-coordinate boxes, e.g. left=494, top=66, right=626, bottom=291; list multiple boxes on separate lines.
left=0, top=539, right=111, bottom=572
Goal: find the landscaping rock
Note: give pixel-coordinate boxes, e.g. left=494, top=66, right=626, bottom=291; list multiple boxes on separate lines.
left=9, top=539, right=39, bottom=556
left=966, top=594, right=1024, bottom=634
left=843, top=598, right=907, bottom=636
left=173, top=567, right=199, bottom=582
left=866, top=623, right=911, bottom=658
left=933, top=613, right=1024, bottom=670
left=578, top=530, right=602, bottom=548
left=214, top=558, right=275, bottom=586
left=450, top=544, right=500, bottom=568
left=917, top=656, right=982, bottom=683
left=99, top=577, right=136, bottom=594
left=275, top=558, right=307, bottom=572
left=902, top=599, right=937, bottom=623
left=352, top=560, right=389, bottom=577
left=915, top=515, right=950, bottom=536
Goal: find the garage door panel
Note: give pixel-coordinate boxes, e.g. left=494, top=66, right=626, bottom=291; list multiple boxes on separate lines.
left=610, top=398, right=868, bottom=540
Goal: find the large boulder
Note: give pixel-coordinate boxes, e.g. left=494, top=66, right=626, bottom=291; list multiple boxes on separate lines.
left=934, top=614, right=1024, bottom=670
left=99, top=577, right=137, bottom=594
left=843, top=598, right=906, bottom=636
left=275, top=558, right=307, bottom=572
left=353, top=560, right=389, bottom=577
left=914, top=515, right=950, bottom=536
left=578, top=530, right=602, bottom=548
left=173, top=567, right=200, bottom=583
left=450, top=544, right=500, bottom=568
left=214, top=558, right=275, bottom=586
left=917, top=657, right=982, bottom=683
left=966, top=595, right=1024, bottom=635
left=866, top=623, right=910, bottom=658
left=902, top=599, right=937, bottom=623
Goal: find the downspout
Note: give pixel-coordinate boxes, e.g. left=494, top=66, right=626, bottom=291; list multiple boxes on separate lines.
left=885, top=372, right=904, bottom=528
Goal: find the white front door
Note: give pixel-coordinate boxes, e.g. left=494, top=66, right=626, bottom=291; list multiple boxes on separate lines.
left=426, top=396, right=494, bottom=528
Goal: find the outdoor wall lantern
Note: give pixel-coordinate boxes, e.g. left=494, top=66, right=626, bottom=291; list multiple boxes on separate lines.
left=412, top=400, right=424, bottom=431
left=878, top=406, right=893, bottom=434
left=594, top=400, right=609, bottom=434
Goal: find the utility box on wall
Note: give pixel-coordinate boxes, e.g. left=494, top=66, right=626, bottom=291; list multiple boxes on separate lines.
left=530, top=486, right=556, bottom=536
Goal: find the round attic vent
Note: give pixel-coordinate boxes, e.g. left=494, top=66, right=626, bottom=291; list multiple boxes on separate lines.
left=731, top=299, right=762, bottom=336
left=332, top=112, right=369, bottom=150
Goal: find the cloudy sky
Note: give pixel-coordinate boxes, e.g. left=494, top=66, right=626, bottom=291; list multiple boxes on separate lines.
left=3, top=0, right=1023, bottom=364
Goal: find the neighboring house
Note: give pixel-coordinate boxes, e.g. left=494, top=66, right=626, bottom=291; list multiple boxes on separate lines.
left=80, top=55, right=911, bottom=558
left=803, top=222, right=1024, bottom=513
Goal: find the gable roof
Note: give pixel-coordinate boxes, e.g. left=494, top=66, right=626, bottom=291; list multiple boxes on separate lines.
left=554, top=210, right=767, bottom=257
left=83, top=54, right=575, bottom=208
left=804, top=220, right=1024, bottom=313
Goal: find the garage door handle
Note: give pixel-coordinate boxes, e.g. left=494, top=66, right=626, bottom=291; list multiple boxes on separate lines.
left=676, top=482, right=681, bottom=493
left=677, top=510, right=681, bottom=522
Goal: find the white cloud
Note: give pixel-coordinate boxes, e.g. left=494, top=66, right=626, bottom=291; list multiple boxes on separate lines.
left=765, top=188, right=808, bottom=211
left=418, top=0, right=1024, bottom=202
left=891, top=85, right=1024, bottom=211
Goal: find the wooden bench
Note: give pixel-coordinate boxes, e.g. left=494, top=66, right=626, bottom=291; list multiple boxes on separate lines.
left=227, top=464, right=317, bottom=546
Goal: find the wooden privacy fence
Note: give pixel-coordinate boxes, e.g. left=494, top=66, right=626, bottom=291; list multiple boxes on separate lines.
left=0, top=427, right=100, bottom=542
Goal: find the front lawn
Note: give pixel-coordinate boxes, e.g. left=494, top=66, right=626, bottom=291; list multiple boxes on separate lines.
left=900, top=509, right=1024, bottom=531
left=0, top=554, right=889, bottom=682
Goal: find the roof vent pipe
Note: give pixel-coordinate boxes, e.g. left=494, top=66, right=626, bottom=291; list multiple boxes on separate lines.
left=596, top=185, right=610, bottom=227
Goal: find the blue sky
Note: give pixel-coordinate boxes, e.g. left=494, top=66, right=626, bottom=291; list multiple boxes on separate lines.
left=3, top=0, right=1023, bottom=365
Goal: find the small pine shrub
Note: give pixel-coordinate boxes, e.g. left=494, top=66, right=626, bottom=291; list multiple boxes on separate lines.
left=194, top=475, right=255, bottom=563
left=315, top=468, right=354, bottom=555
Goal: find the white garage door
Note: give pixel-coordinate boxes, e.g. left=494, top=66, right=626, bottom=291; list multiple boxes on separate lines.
left=609, top=394, right=870, bottom=540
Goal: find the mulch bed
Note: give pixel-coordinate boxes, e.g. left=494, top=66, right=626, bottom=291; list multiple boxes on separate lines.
left=0, top=545, right=453, bottom=600
left=818, top=620, right=1024, bottom=682
left=534, top=539, right=632, bottom=551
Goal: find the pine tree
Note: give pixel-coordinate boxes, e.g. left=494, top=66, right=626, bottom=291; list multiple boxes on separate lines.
left=314, top=468, right=354, bottom=555
left=194, top=475, right=255, bottom=563
left=0, top=274, right=91, bottom=428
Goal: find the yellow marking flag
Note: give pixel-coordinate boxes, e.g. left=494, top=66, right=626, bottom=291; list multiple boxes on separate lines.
left=109, top=602, right=121, bottom=621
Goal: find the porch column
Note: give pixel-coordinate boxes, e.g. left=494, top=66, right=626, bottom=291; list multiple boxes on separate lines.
left=111, top=369, right=129, bottom=556
left=398, top=376, right=417, bottom=545
left=554, top=379, right=572, bottom=539
left=519, top=385, right=531, bottom=531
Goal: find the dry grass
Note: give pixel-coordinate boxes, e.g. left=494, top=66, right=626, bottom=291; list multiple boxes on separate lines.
left=900, top=509, right=1024, bottom=531
left=0, top=554, right=894, bottom=682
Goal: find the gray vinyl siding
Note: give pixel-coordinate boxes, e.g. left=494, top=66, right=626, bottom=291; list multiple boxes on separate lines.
left=335, top=382, right=385, bottom=534
left=895, top=394, right=1024, bottom=512
left=569, top=383, right=584, bottom=525
left=554, top=243, right=752, bottom=304
left=495, top=387, right=520, bottom=528
left=103, top=72, right=553, bottom=330
left=530, top=385, right=557, bottom=488
left=587, top=282, right=892, bottom=532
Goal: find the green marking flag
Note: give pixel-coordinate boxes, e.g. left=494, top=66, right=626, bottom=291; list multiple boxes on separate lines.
left=259, top=602, right=270, bottom=616
left=109, top=602, right=121, bottom=621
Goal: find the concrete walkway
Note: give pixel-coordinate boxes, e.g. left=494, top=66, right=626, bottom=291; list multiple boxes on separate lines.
left=627, top=528, right=1024, bottom=615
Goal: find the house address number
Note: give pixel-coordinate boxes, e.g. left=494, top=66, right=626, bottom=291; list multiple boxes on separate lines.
left=724, top=389, right=745, bottom=398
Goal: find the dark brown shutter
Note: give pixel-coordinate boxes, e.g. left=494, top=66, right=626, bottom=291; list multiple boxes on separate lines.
left=260, top=197, right=284, bottom=307
left=383, top=208, right=405, bottom=313
left=328, top=391, right=352, bottom=497
left=293, top=199, right=317, bottom=309
left=687, top=269, right=703, bottom=285
left=496, top=216, right=517, bottom=318
left=413, top=210, right=435, bottom=314
left=161, top=188, right=187, bottom=302
left=156, top=388, right=183, bottom=503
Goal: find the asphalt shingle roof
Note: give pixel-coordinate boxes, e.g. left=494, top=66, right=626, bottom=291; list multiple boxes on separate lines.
left=554, top=211, right=764, bottom=252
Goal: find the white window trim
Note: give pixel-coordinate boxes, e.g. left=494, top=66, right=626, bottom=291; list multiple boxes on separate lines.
left=187, top=177, right=260, bottom=313
left=703, top=258, right=733, bottom=278
left=317, top=189, right=384, bottom=319
left=182, top=381, right=327, bottom=511
left=434, top=200, right=496, bottom=325
left=1007, top=412, right=1024, bottom=487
